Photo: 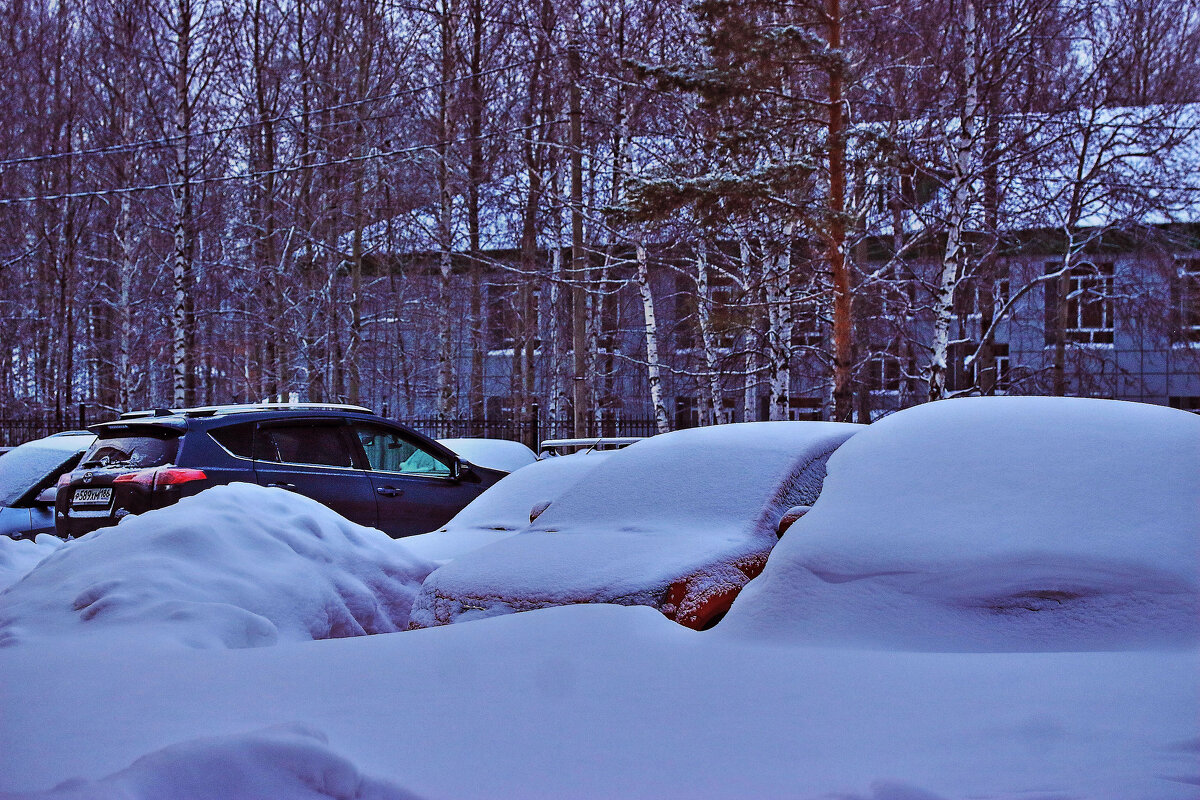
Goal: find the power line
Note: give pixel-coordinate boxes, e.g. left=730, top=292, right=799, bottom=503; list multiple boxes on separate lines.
left=0, top=119, right=567, bottom=207
left=0, top=57, right=549, bottom=170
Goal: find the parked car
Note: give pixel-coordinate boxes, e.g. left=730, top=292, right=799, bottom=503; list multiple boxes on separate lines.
left=0, top=431, right=95, bottom=539
left=401, top=450, right=611, bottom=564
left=54, top=404, right=506, bottom=539
left=408, top=421, right=862, bottom=630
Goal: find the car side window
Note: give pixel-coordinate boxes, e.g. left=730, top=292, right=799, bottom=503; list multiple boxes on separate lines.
left=353, top=425, right=452, bottom=477
left=255, top=424, right=356, bottom=469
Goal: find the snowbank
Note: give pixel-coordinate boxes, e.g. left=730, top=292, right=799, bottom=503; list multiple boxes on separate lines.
left=436, top=438, right=537, bottom=473
left=410, top=422, right=860, bottom=627
left=0, top=534, right=63, bottom=593
left=400, top=452, right=608, bottom=564
left=722, top=397, right=1200, bottom=651
left=3, top=724, right=422, bottom=800
left=0, top=483, right=438, bottom=649
left=1, top=604, right=1195, bottom=799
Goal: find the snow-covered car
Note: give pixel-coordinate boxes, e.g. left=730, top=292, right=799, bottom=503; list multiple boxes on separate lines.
left=0, top=431, right=95, bottom=539
left=408, top=421, right=861, bottom=630
left=400, top=450, right=610, bottom=564
left=721, top=396, right=1200, bottom=651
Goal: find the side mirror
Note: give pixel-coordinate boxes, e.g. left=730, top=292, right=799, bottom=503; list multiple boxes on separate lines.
left=454, top=459, right=480, bottom=483
left=529, top=500, right=551, bottom=523
left=34, top=486, right=58, bottom=505
left=776, top=505, right=812, bottom=538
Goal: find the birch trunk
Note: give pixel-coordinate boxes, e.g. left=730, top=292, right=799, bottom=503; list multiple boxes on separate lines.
left=740, top=238, right=758, bottom=421
left=928, top=0, right=980, bottom=402
left=635, top=239, right=670, bottom=433
left=170, top=0, right=196, bottom=408
left=694, top=243, right=724, bottom=425
left=435, top=0, right=456, bottom=418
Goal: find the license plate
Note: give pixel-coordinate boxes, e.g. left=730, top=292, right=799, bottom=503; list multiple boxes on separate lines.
left=72, top=488, right=112, bottom=507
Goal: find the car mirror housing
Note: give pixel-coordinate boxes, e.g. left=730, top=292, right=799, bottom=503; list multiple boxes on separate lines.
left=777, top=505, right=812, bottom=537
left=34, top=486, right=58, bottom=505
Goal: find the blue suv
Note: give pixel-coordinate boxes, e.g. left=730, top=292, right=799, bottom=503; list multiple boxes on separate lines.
left=55, top=404, right=506, bottom=538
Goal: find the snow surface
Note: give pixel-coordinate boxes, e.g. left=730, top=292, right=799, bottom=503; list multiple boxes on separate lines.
left=399, top=452, right=609, bottom=564
left=1, top=605, right=1196, bottom=799
left=0, top=483, right=438, bottom=649
left=5, top=724, right=421, bottom=800
left=721, top=397, right=1200, bottom=651
left=435, top=438, right=537, bottom=474
left=0, top=401, right=1196, bottom=800
left=410, top=422, right=860, bottom=626
left=0, top=534, right=62, bottom=593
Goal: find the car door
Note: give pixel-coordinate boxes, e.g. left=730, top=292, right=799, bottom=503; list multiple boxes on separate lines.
left=349, top=422, right=484, bottom=537
left=252, top=420, right=379, bottom=528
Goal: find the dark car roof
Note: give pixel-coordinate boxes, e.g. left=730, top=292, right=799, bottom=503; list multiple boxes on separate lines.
left=90, top=404, right=379, bottom=435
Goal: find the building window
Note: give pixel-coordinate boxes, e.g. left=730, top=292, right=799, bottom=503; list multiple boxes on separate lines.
left=959, top=342, right=1010, bottom=391
left=958, top=275, right=1010, bottom=318
left=788, top=397, right=822, bottom=421
left=1172, top=259, right=1200, bottom=343
left=1045, top=262, right=1114, bottom=345
left=791, top=305, right=823, bottom=348
left=865, top=354, right=902, bottom=392
left=1168, top=396, right=1200, bottom=413
left=674, top=396, right=699, bottom=429
left=487, top=284, right=517, bottom=351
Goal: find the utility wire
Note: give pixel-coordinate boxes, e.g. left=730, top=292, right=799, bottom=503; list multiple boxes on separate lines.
left=0, top=56, right=550, bottom=170
left=0, top=119, right=566, bottom=207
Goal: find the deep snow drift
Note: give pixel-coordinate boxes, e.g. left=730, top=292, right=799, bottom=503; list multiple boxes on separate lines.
left=0, top=483, right=438, bottom=648
left=721, top=397, right=1200, bottom=651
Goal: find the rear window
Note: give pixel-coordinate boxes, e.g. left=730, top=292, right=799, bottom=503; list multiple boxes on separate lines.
left=82, top=433, right=179, bottom=470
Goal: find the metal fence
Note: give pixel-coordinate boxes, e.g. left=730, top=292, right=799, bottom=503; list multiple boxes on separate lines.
left=0, top=408, right=660, bottom=450
left=399, top=416, right=661, bottom=450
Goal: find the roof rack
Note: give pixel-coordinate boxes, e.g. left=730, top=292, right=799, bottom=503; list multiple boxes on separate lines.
left=538, top=436, right=643, bottom=456
left=118, top=402, right=375, bottom=420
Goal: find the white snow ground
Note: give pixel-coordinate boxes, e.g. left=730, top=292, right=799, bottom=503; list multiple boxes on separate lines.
left=0, top=398, right=1196, bottom=799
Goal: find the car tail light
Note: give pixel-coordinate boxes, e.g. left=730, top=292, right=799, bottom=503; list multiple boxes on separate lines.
left=113, top=468, right=158, bottom=487
left=56, top=472, right=73, bottom=488
left=154, top=468, right=207, bottom=487
left=113, top=467, right=207, bottom=488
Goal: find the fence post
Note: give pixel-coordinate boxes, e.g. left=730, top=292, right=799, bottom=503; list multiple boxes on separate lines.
left=529, top=403, right=540, bottom=451
left=78, top=403, right=86, bottom=430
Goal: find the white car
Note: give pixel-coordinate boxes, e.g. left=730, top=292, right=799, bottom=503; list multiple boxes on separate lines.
left=409, top=422, right=862, bottom=630
left=0, top=431, right=95, bottom=540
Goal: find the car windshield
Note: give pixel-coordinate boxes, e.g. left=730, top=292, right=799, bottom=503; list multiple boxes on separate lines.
left=0, top=435, right=92, bottom=506
left=80, top=434, right=179, bottom=470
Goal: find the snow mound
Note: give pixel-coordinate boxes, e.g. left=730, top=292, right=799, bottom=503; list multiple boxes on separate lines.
left=0, top=483, right=438, bottom=649
left=1, top=724, right=423, bottom=800
left=722, top=397, right=1200, bottom=651
left=0, top=534, right=63, bottom=593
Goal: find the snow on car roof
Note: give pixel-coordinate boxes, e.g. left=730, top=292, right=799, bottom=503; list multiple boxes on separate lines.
left=413, top=422, right=860, bottom=619
left=436, top=437, right=538, bottom=473
left=722, top=397, right=1200, bottom=651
